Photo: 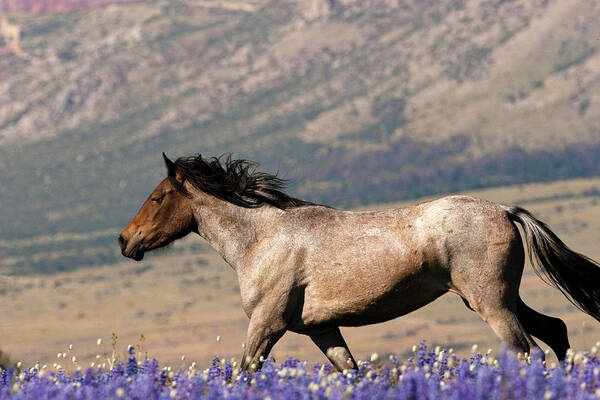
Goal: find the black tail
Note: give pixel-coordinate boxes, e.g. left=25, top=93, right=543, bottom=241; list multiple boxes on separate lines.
left=504, top=206, right=600, bottom=322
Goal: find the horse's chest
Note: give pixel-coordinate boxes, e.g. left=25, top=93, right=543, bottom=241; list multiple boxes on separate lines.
left=236, top=267, right=298, bottom=319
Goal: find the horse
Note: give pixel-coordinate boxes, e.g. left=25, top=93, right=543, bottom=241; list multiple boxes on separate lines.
left=119, top=153, right=600, bottom=372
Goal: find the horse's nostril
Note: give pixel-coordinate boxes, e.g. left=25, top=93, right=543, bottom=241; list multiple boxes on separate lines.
left=118, top=234, right=127, bottom=250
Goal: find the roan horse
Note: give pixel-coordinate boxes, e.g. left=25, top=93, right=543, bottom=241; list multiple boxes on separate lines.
left=119, top=153, right=600, bottom=372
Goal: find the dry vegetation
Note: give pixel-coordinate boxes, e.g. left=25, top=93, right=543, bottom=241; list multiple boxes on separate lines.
left=1, top=177, right=598, bottom=368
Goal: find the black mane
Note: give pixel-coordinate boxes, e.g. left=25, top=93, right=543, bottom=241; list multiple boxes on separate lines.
left=170, top=154, right=315, bottom=209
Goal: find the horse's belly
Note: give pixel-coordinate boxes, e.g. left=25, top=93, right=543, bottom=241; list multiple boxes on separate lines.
left=296, top=277, right=446, bottom=329
left=289, top=228, right=449, bottom=331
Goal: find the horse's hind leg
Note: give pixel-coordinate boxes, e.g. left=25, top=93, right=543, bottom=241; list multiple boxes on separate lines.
left=309, top=327, right=357, bottom=371
left=459, top=294, right=541, bottom=356
left=517, top=298, right=570, bottom=361
left=452, top=222, right=540, bottom=356
left=483, top=305, right=540, bottom=355
left=459, top=282, right=541, bottom=356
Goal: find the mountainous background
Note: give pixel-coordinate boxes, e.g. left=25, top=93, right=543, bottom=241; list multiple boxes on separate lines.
left=0, top=0, right=142, bottom=13
left=1, top=0, right=599, bottom=275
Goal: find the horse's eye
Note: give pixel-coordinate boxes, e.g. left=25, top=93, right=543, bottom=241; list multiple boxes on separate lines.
left=151, top=194, right=165, bottom=204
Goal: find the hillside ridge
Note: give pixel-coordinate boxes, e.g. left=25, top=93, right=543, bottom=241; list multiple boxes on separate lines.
left=0, top=0, right=145, bottom=13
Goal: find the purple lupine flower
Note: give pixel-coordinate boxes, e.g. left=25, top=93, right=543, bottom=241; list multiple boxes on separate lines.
left=548, top=366, right=566, bottom=399
left=417, top=340, right=429, bottom=368
left=140, top=358, right=159, bottom=376
left=111, top=361, right=124, bottom=378
left=2, top=343, right=600, bottom=399
left=208, top=357, right=221, bottom=380
left=83, top=368, right=95, bottom=386
left=526, top=350, right=546, bottom=400
left=126, top=346, right=138, bottom=377
left=224, top=361, right=233, bottom=382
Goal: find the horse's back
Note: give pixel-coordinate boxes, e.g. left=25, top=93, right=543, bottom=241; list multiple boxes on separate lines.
left=275, top=195, right=519, bottom=276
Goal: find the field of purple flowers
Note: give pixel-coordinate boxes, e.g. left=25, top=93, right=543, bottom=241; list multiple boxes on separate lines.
left=1, top=342, right=600, bottom=399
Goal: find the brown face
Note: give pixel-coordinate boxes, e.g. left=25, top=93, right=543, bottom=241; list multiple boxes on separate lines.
left=118, top=155, right=196, bottom=261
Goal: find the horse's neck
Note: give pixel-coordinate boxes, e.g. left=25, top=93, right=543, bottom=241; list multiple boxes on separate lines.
left=191, top=194, right=277, bottom=270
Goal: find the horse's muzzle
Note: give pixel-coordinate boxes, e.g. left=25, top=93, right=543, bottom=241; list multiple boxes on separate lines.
left=118, top=234, right=126, bottom=251
left=118, top=234, right=144, bottom=261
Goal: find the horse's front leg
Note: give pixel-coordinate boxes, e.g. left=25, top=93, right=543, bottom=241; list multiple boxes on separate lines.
left=310, top=327, right=357, bottom=371
left=240, top=307, right=287, bottom=371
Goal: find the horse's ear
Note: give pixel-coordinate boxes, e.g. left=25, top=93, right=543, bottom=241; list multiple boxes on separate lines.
left=163, top=152, right=177, bottom=178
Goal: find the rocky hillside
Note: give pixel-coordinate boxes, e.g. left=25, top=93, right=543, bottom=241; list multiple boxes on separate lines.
left=0, top=0, right=599, bottom=274
left=0, top=0, right=145, bottom=13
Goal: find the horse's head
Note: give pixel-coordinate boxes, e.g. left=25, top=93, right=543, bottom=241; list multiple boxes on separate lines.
left=118, top=153, right=196, bottom=261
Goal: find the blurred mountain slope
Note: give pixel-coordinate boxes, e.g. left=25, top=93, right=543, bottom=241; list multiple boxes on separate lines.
left=0, top=0, right=146, bottom=13
left=0, top=0, right=598, bottom=273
